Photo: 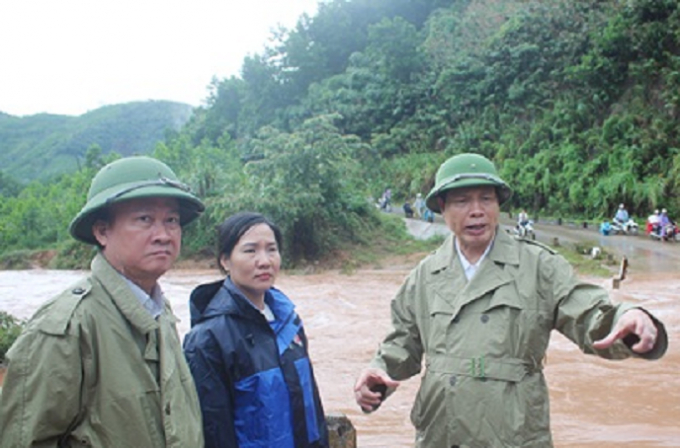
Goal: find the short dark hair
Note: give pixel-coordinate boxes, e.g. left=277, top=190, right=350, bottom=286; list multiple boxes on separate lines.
left=216, top=212, right=283, bottom=274
left=91, top=207, right=113, bottom=249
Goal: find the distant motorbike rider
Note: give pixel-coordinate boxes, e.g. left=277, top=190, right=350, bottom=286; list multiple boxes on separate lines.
left=613, top=203, right=629, bottom=225
left=647, top=209, right=661, bottom=234
left=518, top=209, right=529, bottom=226
left=516, top=209, right=530, bottom=235
left=658, top=208, right=674, bottom=238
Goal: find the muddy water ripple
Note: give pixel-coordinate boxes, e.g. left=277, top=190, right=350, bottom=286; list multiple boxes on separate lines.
left=0, top=261, right=678, bottom=447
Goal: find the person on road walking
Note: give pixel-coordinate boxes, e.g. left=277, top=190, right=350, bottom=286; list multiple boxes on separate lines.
left=0, top=156, right=205, bottom=447
left=414, top=193, right=426, bottom=219
left=354, top=153, right=668, bottom=448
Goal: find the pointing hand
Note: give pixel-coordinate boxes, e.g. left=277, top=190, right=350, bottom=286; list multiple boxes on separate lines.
left=592, top=308, right=657, bottom=353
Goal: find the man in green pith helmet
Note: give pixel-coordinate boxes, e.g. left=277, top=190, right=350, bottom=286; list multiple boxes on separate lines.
left=0, top=156, right=205, bottom=447
left=354, top=153, right=668, bottom=447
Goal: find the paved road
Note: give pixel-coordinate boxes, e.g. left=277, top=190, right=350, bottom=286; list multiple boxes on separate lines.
left=514, top=218, right=680, bottom=274
left=392, top=210, right=680, bottom=274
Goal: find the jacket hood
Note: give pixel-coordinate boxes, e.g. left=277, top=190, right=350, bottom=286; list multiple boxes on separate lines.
left=189, top=278, right=294, bottom=327
left=189, top=279, right=228, bottom=325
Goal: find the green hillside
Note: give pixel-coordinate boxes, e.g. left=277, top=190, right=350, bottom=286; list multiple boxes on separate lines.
left=3, top=0, right=680, bottom=268
left=190, top=0, right=680, bottom=216
left=0, top=100, right=193, bottom=182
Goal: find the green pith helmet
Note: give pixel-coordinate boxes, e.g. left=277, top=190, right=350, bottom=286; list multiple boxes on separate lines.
left=69, top=156, right=205, bottom=245
left=425, top=153, right=512, bottom=213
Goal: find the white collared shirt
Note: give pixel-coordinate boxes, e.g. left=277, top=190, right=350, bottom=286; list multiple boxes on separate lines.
left=124, top=277, right=165, bottom=319
left=261, top=303, right=276, bottom=322
left=455, top=237, right=493, bottom=281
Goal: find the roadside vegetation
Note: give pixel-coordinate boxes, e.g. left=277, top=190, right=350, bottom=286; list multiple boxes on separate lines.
left=0, top=311, right=24, bottom=366
left=0, top=0, right=678, bottom=271
left=328, top=213, right=446, bottom=274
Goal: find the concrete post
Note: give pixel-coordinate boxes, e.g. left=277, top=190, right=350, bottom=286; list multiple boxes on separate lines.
left=327, top=413, right=357, bottom=448
left=612, top=256, right=629, bottom=290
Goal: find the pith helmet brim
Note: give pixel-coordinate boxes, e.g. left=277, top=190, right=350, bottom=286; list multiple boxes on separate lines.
left=425, top=178, right=512, bottom=213
left=69, top=157, right=205, bottom=245
left=424, top=153, right=512, bottom=214
left=70, top=185, right=204, bottom=245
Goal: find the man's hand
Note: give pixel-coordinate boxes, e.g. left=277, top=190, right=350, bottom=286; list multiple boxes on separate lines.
left=592, top=308, right=658, bottom=353
left=353, top=368, right=400, bottom=413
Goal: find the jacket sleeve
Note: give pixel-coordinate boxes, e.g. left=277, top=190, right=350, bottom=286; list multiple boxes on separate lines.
left=370, top=269, right=424, bottom=380
left=184, top=328, right=238, bottom=448
left=0, top=326, right=83, bottom=447
left=545, top=251, right=668, bottom=359
left=298, top=327, right=330, bottom=448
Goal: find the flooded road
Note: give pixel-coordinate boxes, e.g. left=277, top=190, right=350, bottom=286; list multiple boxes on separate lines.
left=0, top=221, right=678, bottom=447
left=522, top=219, right=680, bottom=275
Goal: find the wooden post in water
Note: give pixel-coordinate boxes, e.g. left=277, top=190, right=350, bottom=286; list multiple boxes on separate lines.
left=327, top=413, right=357, bottom=448
left=612, top=256, right=629, bottom=289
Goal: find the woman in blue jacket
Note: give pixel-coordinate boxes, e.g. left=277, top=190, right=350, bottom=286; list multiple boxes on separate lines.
left=184, top=212, right=328, bottom=448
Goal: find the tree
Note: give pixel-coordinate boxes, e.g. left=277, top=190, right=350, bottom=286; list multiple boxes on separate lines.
left=239, top=114, right=373, bottom=262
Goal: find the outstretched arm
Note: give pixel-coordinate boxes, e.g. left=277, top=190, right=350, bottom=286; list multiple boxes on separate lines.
left=592, top=308, right=665, bottom=357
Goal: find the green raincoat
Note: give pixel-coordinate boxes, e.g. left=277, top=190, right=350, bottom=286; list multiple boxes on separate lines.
left=370, top=229, right=667, bottom=448
left=0, top=253, right=203, bottom=447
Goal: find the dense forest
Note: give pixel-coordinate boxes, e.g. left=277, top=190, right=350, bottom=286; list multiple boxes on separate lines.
left=1, top=0, right=679, bottom=268
left=0, top=101, right=193, bottom=181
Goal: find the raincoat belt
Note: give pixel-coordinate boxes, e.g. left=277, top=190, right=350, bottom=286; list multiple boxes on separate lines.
left=427, top=354, right=542, bottom=382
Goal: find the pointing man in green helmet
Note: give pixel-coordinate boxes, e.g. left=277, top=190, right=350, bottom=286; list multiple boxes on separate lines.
left=354, top=153, right=668, bottom=447
left=0, top=156, right=205, bottom=447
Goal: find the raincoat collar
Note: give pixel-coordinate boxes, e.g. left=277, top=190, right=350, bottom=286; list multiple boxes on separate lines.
left=91, top=253, right=162, bottom=335
left=428, top=227, right=521, bottom=310
left=429, top=226, right=520, bottom=270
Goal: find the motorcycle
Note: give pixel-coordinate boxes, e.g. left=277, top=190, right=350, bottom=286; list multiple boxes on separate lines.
left=610, top=218, right=639, bottom=235
left=376, top=195, right=392, bottom=213
left=514, top=220, right=536, bottom=240
left=649, top=224, right=679, bottom=242
left=403, top=202, right=414, bottom=218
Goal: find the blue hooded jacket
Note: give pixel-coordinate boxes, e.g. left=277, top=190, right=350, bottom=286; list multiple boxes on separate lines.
left=183, top=278, right=328, bottom=448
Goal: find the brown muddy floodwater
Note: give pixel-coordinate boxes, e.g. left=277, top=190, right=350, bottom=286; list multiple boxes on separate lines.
left=1, top=255, right=678, bottom=447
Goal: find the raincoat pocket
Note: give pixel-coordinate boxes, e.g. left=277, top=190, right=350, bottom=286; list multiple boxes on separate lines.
left=482, top=285, right=552, bottom=353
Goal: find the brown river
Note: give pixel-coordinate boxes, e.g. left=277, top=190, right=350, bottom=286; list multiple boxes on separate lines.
left=1, top=219, right=678, bottom=447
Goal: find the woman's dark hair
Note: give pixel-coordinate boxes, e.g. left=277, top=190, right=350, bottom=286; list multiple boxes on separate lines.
left=216, top=212, right=283, bottom=274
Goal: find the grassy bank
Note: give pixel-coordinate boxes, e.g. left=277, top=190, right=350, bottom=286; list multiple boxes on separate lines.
left=552, top=241, right=618, bottom=278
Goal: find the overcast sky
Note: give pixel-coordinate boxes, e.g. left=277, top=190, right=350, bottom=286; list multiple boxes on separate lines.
left=0, top=0, right=319, bottom=117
